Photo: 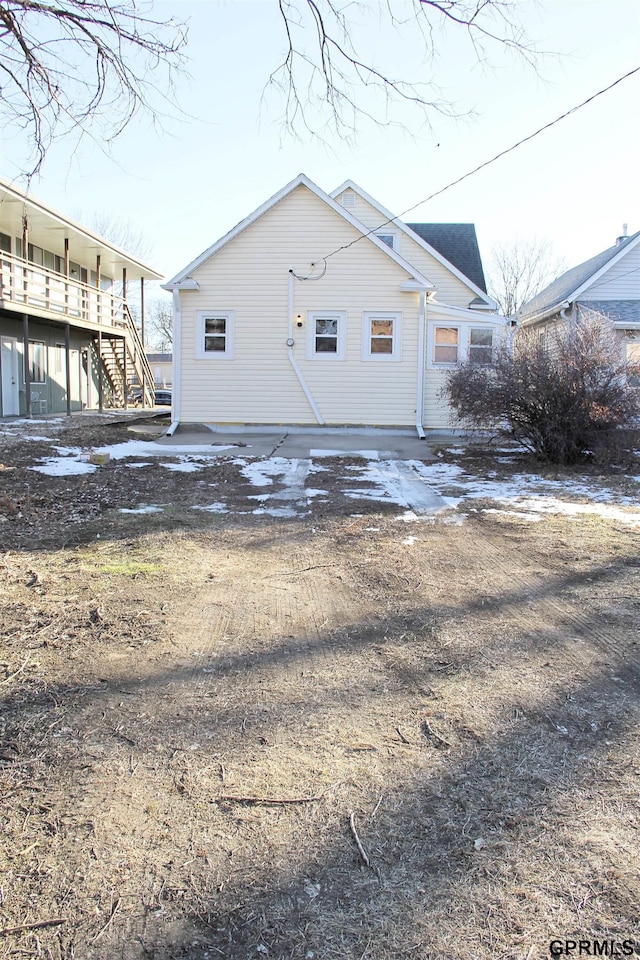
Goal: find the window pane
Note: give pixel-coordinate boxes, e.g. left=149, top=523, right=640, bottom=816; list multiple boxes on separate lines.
left=469, top=348, right=492, bottom=365
left=434, top=345, right=459, bottom=363
left=315, top=317, right=337, bottom=335
left=315, top=336, right=338, bottom=353
left=469, top=328, right=493, bottom=365
left=435, top=327, right=458, bottom=345
left=204, top=335, right=226, bottom=352
left=29, top=342, right=46, bottom=382
left=376, top=234, right=394, bottom=249
left=205, top=318, right=226, bottom=334
left=434, top=327, right=458, bottom=363
left=28, top=244, right=44, bottom=266
left=371, top=338, right=393, bottom=354
left=470, top=328, right=492, bottom=346
left=371, top=319, right=393, bottom=336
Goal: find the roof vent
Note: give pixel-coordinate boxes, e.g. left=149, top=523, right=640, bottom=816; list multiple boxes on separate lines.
left=341, top=190, right=356, bottom=208
left=616, top=223, right=629, bottom=245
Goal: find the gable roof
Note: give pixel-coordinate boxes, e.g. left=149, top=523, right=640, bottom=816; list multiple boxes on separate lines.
left=406, top=223, right=488, bottom=293
left=519, top=230, right=640, bottom=322
left=164, top=173, right=433, bottom=291
left=330, top=179, right=495, bottom=307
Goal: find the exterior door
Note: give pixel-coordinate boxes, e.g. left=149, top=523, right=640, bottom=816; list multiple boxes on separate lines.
left=1, top=337, right=20, bottom=416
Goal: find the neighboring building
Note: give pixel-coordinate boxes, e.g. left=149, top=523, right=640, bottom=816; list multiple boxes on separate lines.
left=146, top=353, right=173, bottom=388
left=163, top=174, right=503, bottom=434
left=0, top=176, right=162, bottom=417
left=518, top=227, right=640, bottom=370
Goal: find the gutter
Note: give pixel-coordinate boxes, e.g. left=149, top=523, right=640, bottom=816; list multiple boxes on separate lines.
left=415, top=290, right=426, bottom=439
left=166, top=288, right=182, bottom=435
left=519, top=300, right=571, bottom=328
left=287, top=270, right=324, bottom=424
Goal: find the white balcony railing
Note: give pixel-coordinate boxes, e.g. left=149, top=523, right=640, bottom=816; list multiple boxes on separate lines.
left=0, top=252, right=127, bottom=328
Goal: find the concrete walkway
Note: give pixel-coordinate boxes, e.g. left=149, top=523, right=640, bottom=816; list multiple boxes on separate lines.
left=150, top=423, right=461, bottom=461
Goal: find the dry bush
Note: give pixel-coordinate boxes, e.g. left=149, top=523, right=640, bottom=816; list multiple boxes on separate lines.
left=444, top=313, right=640, bottom=465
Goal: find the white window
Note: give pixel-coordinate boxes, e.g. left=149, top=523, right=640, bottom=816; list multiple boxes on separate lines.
left=307, top=311, right=346, bottom=360
left=54, top=343, right=65, bottom=375
left=374, top=232, right=398, bottom=252
left=196, top=310, right=234, bottom=359
left=28, top=341, right=46, bottom=383
left=468, top=327, right=494, bottom=365
left=433, top=326, right=459, bottom=365
left=362, top=312, right=402, bottom=361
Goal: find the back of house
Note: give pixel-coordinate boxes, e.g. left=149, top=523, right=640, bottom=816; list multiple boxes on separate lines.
left=164, top=174, right=503, bottom=434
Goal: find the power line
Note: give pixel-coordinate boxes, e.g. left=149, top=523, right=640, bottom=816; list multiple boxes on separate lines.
left=320, top=66, right=640, bottom=264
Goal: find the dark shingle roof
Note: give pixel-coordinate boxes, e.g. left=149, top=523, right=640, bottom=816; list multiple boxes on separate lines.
left=406, top=223, right=487, bottom=292
left=577, top=301, right=640, bottom=324
left=519, top=232, right=640, bottom=319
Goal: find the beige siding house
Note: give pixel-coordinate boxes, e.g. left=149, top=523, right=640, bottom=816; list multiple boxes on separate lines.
left=164, top=174, right=502, bottom=434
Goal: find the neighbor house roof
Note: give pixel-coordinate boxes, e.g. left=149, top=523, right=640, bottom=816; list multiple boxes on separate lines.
left=406, top=223, right=488, bottom=293
left=146, top=353, right=172, bottom=363
left=519, top=230, right=640, bottom=322
left=576, top=301, right=640, bottom=325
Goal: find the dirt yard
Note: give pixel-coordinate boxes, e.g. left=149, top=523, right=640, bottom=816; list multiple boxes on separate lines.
left=1, top=414, right=639, bottom=960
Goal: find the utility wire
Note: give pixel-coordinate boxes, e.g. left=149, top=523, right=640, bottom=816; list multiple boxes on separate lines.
left=320, top=66, right=640, bottom=264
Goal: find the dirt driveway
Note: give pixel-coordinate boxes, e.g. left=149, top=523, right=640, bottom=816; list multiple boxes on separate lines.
left=1, top=414, right=639, bottom=960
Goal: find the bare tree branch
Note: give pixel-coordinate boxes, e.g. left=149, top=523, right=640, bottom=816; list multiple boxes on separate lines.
left=488, top=237, right=566, bottom=318
left=0, top=0, right=188, bottom=175
left=145, top=298, right=173, bottom=352
left=265, top=0, right=543, bottom=141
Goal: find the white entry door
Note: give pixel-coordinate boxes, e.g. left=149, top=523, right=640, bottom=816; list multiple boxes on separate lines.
left=1, top=337, right=20, bottom=416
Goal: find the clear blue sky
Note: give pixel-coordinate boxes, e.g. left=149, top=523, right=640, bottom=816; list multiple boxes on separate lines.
left=1, top=0, right=638, bottom=295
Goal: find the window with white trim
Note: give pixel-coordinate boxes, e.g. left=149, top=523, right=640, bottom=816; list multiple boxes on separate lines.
left=196, top=310, right=234, bottom=359
left=307, top=311, right=346, bottom=359
left=433, top=326, right=459, bottom=365
left=374, top=232, right=398, bottom=251
left=362, top=312, right=402, bottom=360
left=28, top=341, right=46, bottom=383
left=54, top=343, right=65, bottom=375
left=468, top=327, right=494, bottom=365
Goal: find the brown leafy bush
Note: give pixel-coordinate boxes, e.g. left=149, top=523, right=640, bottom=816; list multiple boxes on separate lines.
left=443, top=313, right=640, bottom=464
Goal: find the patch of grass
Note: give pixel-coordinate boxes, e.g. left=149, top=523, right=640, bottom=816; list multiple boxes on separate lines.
left=99, top=560, right=164, bottom=576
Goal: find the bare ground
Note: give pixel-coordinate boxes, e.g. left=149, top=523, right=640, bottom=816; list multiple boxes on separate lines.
left=0, top=414, right=639, bottom=960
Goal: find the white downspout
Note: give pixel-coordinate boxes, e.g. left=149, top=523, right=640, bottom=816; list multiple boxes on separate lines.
left=287, top=269, right=324, bottom=424
left=415, top=289, right=426, bottom=438
left=166, top=288, right=182, bottom=435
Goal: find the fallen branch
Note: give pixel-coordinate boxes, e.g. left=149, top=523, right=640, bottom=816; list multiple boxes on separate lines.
left=217, top=792, right=323, bottom=806
left=91, top=898, right=120, bottom=944
left=0, top=917, right=65, bottom=937
left=262, top=563, right=337, bottom=579
left=395, top=726, right=411, bottom=744
left=217, top=781, right=340, bottom=806
left=0, top=654, right=31, bottom=685
left=349, top=811, right=371, bottom=868
left=421, top=718, right=451, bottom=749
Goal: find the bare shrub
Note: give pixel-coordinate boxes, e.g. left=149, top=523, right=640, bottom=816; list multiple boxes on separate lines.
left=444, top=314, right=640, bottom=465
